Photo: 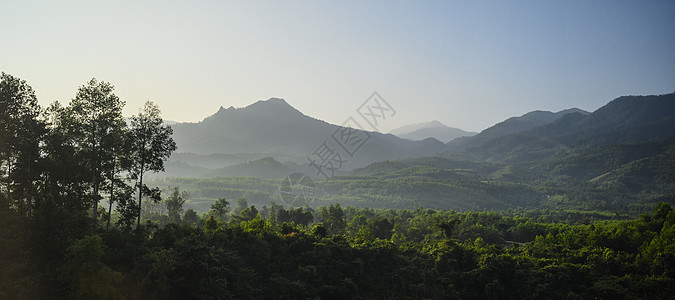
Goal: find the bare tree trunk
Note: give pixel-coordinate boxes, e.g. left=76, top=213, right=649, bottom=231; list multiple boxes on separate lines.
left=91, top=112, right=98, bottom=229
left=107, top=162, right=114, bottom=230
left=0, top=154, right=7, bottom=209
left=7, top=158, right=12, bottom=209
left=137, top=166, right=144, bottom=226
left=27, top=147, right=32, bottom=219
left=93, top=171, right=98, bottom=229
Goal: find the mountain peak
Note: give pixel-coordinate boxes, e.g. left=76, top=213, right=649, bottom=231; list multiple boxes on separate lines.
left=556, top=108, right=590, bottom=116
left=244, top=97, right=304, bottom=118
left=202, top=98, right=298, bottom=123
left=426, top=120, right=446, bottom=128
left=216, top=105, right=235, bottom=114
left=390, top=120, right=476, bottom=143
left=248, top=97, right=290, bottom=107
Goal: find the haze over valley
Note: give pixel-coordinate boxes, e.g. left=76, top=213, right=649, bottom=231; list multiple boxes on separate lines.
left=2, top=1, right=674, bottom=298
left=151, top=93, right=675, bottom=214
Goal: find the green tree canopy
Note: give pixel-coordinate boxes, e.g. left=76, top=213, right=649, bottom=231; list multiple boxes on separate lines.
left=128, top=101, right=176, bottom=225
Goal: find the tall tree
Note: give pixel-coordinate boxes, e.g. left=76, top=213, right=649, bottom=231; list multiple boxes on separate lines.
left=165, top=186, right=188, bottom=224
left=128, top=101, right=176, bottom=226
left=66, top=78, right=127, bottom=227
left=103, top=122, right=133, bottom=230
left=209, top=197, right=230, bottom=222
left=42, top=101, right=90, bottom=212
left=320, top=203, right=346, bottom=235
left=0, top=73, right=45, bottom=216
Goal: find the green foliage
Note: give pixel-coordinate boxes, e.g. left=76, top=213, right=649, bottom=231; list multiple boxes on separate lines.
left=367, top=216, right=394, bottom=239
left=68, top=78, right=128, bottom=226
left=209, top=197, right=230, bottom=221
left=2, top=73, right=674, bottom=298
left=204, top=216, right=218, bottom=232
left=311, top=223, right=327, bottom=238
left=0, top=72, right=45, bottom=218
left=276, top=206, right=314, bottom=226
left=63, top=235, right=123, bottom=299
left=319, top=203, right=346, bottom=235
left=182, top=209, right=200, bottom=227
left=8, top=199, right=675, bottom=298
left=436, top=218, right=461, bottom=238
left=233, top=197, right=248, bottom=215
left=165, top=187, right=188, bottom=224
left=128, top=101, right=177, bottom=225
left=0, top=198, right=36, bottom=299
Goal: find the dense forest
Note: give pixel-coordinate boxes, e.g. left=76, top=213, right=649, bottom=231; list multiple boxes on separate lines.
left=2, top=193, right=674, bottom=298
left=2, top=73, right=674, bottom=299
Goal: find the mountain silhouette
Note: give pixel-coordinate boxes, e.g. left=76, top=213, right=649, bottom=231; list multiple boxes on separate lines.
left=447, top=108, right=590, bottom=152
left=170, top=98, right=447, bottom=171
left=390, top=120, right=476, bottom=143
left=452, top=93, right=675, bottom=163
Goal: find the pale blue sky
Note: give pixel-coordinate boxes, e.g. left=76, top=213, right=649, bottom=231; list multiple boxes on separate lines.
left=2, top=0, right=674, bottom=132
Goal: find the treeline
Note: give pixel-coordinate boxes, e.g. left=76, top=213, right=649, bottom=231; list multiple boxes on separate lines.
left=2, top=72, right=673, bottom=298
left=151, top=174, right=647, bottom=214
left=0, top=73, right=176, bottom=229
left=149, top=175, right=546, bottom=212
left=2, top=192, right=673, bottom=298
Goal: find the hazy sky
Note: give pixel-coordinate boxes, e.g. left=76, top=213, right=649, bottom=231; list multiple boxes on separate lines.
left=2, top=1, right=674, bottom=132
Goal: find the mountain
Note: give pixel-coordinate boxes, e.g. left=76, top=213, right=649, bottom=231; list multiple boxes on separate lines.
left=447, top=108, right=590, bottom=151
left=454, top=93, right=675, bottom=163
left=153, top=93, right=675, bottom=213
left=172, top=98, right=324, bottom=155
left=390, top=120, right=476, bottom=142
left=540, top=135, right=675, bottom=188
left=170, top=98, right=448, bottom=171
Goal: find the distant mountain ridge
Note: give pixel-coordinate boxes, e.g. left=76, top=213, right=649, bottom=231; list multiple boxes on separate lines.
left=390, top=120, right=476, bottom=143
left=174, top=98, right=327, bottom=155
left=447, top=108, right=590, bottom=152
left=170, top=98, right=447, bottom=171
left=451, top=93, right=675, bottom=163
left=155, top=92, right=675, bottom=212
left=167, top=93, right=674, bottom=183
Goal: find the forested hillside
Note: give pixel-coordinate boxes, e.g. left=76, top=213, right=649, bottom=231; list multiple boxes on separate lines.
left=152, top=140, right=674, bottom=213
left=449, top=93, right=675, bottom=163
left=3, top=193, right=674, bottom=298
left=2, top=72, right=674, bottom=299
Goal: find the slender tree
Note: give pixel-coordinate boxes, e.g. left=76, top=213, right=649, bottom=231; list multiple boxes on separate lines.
left=66, top=78, right=127, bottom=227
left=103, top=122, right=133, bottom=230
left=320, top=203, right=346, bottom=235
left=42, top=101, right=90, bottom=212
left=128, top=101, right=176, bottom=226
left=0, top=73, right=45, bottom=216
left=165, top=186, right=188, bottom=224
left=209, top=197, right=230, bottom=222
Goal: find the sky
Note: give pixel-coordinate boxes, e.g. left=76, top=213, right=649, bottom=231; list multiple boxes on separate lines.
left=2, top=0, right=674, bottom=133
